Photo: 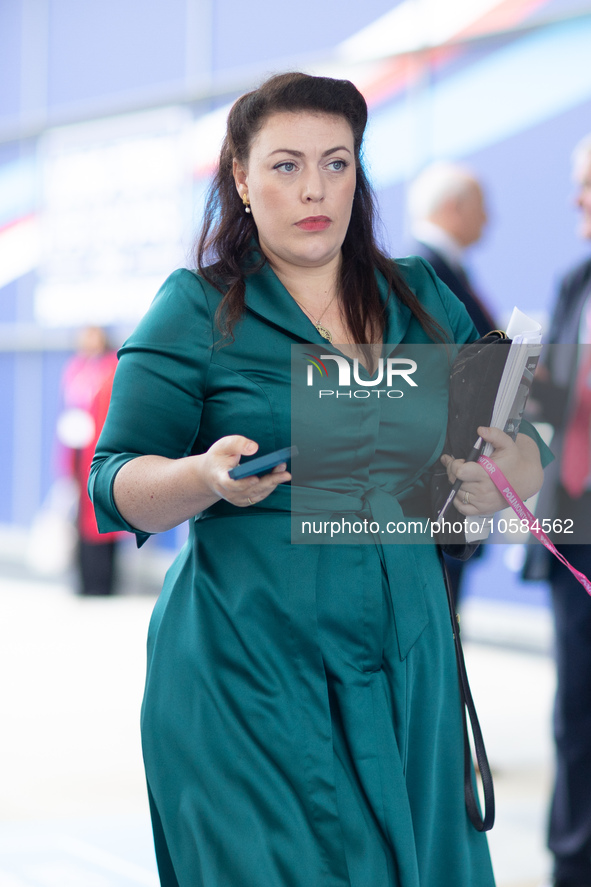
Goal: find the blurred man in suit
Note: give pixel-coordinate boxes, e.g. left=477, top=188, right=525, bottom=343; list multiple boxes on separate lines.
left=407, top=162, right=497, bottom=604
left=407, top=161, right=496, bottom=335
left=525, top=133, right=591, bottom=887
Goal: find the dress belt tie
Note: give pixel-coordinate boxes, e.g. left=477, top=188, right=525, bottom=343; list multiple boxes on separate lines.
left=199, top=483, right=430, bottom=660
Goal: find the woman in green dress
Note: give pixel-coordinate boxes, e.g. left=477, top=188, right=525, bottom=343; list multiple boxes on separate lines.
left=90, top=73, right=545, bottom=887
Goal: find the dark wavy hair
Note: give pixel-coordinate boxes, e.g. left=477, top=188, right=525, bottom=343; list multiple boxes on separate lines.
left=196, top=72, right=443, bottom=344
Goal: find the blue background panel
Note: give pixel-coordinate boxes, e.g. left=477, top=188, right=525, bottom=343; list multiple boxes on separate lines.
left=467, top=95, right=591, bottom=321
left=0, top=1, right=22, bottom=123
left=0, top=280, right=19, bottom=324
left=47, top=0, right=188, bottom=107
left=210, top=0, right=402, bottom=74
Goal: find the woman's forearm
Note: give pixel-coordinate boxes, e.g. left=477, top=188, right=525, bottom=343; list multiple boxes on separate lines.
left=111, top=435, right=292, bottom=534
left=113, top=454, right=220, bottom=534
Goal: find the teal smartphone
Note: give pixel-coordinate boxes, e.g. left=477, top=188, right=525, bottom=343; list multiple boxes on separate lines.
left=228, top=446, right=298, bottom=480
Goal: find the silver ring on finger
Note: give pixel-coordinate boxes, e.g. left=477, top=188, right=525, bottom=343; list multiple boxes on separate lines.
left=247, top=496, right=254, bottom=505
left=462, top=490, right=471, bottom=506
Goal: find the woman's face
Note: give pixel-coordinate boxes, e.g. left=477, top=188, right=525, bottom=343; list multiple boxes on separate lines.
left=233, top=111, right=357, bottom=273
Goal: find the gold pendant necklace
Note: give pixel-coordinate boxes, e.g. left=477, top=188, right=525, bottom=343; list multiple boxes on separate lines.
left=293, top=294, right=336, bottom=343
left=314, top=323, right=333, bottom=343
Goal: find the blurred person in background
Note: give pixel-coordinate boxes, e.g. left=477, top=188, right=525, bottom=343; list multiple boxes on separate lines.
left=524, top=133, right=591, bottom=887
left=406, top=161, right=497, bottom=337
left=57, top=326, right=123, bottom=595
left=407, top=161, right=498, bottom=605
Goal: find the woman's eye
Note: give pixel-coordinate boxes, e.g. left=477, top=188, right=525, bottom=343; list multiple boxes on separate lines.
left=275, top=161, right=297, bottom=172
left=327, top=159, right=347, bottom=171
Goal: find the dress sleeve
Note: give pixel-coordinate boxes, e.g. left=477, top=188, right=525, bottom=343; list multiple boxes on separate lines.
left=89, top=269, right=215, bottom=543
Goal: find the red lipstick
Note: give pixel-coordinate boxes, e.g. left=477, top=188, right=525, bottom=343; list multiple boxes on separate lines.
left=295, top=216, right=331, bottom=231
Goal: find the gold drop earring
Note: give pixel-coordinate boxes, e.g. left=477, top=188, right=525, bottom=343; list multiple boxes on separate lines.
left=242, top=193, right=251, bottom=214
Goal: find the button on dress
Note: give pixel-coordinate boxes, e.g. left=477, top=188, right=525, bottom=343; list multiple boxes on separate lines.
left=90, top=256, right=498, bottom=887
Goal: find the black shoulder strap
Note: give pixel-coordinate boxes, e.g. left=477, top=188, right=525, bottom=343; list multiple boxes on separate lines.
left=439, top=549, right=495, bottom=832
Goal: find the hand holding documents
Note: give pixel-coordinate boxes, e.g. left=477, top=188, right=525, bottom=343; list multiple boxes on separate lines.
left=465, top=308, right=543, bottom=540
left=480, top=307, right=543, bottom=457
left=434, top=308, right=543, bottom=537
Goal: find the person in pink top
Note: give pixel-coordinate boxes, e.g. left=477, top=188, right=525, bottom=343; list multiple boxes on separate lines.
left=58, top=326, right=123, bottom=595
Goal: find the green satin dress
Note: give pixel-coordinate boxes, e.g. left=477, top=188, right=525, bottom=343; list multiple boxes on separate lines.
left=90, top=256, right=500, bottom=887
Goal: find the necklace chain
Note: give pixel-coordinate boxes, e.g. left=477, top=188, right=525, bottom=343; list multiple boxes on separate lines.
left=292, top=293, right=337, bottom=343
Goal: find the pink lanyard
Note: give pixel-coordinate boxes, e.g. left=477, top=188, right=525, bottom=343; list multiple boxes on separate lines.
left=477, top=455, right=591, bottom=595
